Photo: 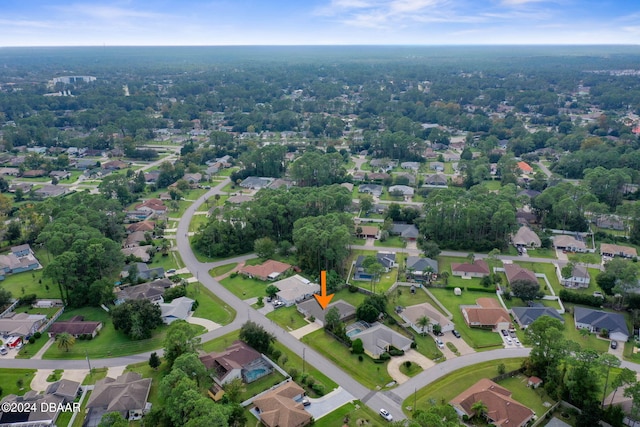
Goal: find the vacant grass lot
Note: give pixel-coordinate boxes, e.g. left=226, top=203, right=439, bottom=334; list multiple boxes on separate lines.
left=219, top=275, right=268, bottom=300
left=187, top=283, right=236, bottom=325
left=43, top=307, right=205, bottom=359
left=316, top=401, right=387, bottom=427
left=301, top=329, right=393, bottom=390
left=427, top=288, right=504, bottom=349
left=405, top=358, right=525, bottom=415
left=266, top=305, right=308, bottom=331
left=527, top=248, right=558, bottom=259
left=0, top=368, right=35, bottom=397
left=209, top=263, right=238, bottom=277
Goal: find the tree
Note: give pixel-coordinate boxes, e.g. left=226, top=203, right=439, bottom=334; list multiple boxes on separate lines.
left=417, top=316, right=430, bottom=335
left=5, top=221, right=21, bottom=243
left=324, top=306, right=341, bottom=332
left=111, top=299, right=163, bottom=340
left=172, top=352, right=208, bottom=388
left=163, top=320, right=202, bottom=368
left=363, top=256, right=385, bottom=292
left=561, top=262, right=575, bottom=280
left=470, top=400, right=487, bottom=420
left=0, top=288, right=12, bottom=308
left=56, top=332, right=75, bottom=352
left=599, top=353, right=621, bottom=408
left=609, top=367, right=637, bottom=407
left=417, top=239, right=441, bottom=259
left=98, top=412, right=128, bottom=427
left=356, top=303, right=380, bottom=323
left=149, top=352, right=161, bottom=371
left=625, top=381, right=640, bottom=421
left=239, top=321, right=275, bottom=354
left=254, top=237, right=276, bottom=259
left=511, top=279, right=540, bottom=301
left=359, top=194, right=374, bottom=214
left=265, top=285, right=279, bottom=299
left=352, top=338, right=364, bottom=354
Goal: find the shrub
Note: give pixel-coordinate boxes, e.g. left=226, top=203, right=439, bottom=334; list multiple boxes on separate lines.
left=498, top=363, right=506, bottom=375
left=33, top=332, right=41, bottom=339
left=410, top=341, right=417, bottom=349
left=388, top=348, right=404, bottom=357
left=559, top=289, right=604, bottom=307
left=358, top=355, right=363, bottom=362
left=404, top=361, right=412, bottom=368
left=28, top=336, right=35, bottom=344
left=351, top=338, right=364, bottom=355
left=19, top=294, right=37, bottom=306
left=306, top=376, right=315, bottom=387
left=348, top=284, right=358, bottom=293
left=312, top=383, right=325, bottom=396
left=309, top=316, right=315, bottom=323
left=230, top=272, right=239, bottom=278
left=300, top=373, right=308, bottom=384
left=289, top=368, right=299, bottom=380
left=270, top=349, right=282, bottom=362
left=379, top=352, right=391, bottom=361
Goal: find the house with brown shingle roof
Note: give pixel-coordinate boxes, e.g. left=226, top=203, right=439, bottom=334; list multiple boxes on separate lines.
left=240, top=260, right=292, bottom=281
left=461, top=298, right=511, bottom=331
left=512, top=225, right=541, bottom=248
left=451, top=260, right=490, bottom=278
left=47, top=315, right=102, bottom=338
left=253, top=382, right=311, bottom=427
left=114, top=278, right=172, bottom=305
left=126, top=220, right=155, bottom=234
left=134, top=198, right=167, bottom=217
left=85, top=372, right=152, bottom=424
left=600, top=243, right=637, bottom=259
left=450, top=378, right=534, bottom=427
left=199, top=340, right=273, bottom=385
left=356, top=225, right=380, bottom=239
left=503, top=264, right=537, bottom=285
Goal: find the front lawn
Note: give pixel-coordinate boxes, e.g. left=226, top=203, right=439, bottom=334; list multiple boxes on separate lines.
left=16, top=333, right=51, bottom=359
left=0, top=249, right=60, bottom=300
left=316, top=401, right=386, bottom=427
left=405, top=358, right=525, bottom=415
left=399, top=361, right=423, bottom=377
left=527, top=248, right=558, bottom=259
left=43, top=307, right=205, bottom=359
left=266, top=306, right=309, bottom=331
left=219, top=275, right=269, bottom=300
left=374, top=236, right=406, bottom=248
left=300, top=329, right=394, bottom=390
left=559, top=310, right=613, bottom=353
left=427, top=288, right=504, bottom=349
left=187, top=282, right=236, bottom=325
left=210, top=263, right=238, bottom=277
left=82, top=368, right=108, bottom=385
left=437, top=256, right=490, bottom=290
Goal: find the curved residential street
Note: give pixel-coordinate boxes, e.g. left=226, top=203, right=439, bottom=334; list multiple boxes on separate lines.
left=0, top=177, right=625, bottom=421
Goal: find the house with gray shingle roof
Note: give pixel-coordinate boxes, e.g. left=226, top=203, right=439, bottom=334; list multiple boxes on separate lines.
left=512, top=306, right=564, bottom=329
left=574, top=307, right=629, bottom=342
left=85, top=372, right=152, bottom=424
left=350, top=323, right=412, bottom=357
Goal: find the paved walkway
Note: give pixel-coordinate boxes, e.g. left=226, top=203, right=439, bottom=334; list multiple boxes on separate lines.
left=289, top=322, right=322, bottom=339
left=106, top=365, right=126, bottom=379
left=386, top=350, right=435, bottom=384
left=187, top=315, right=221, bottom=332
left=32, top=338, right=55, bottom=360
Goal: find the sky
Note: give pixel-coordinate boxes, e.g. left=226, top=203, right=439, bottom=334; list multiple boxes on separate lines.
left=1, top=0, right=639, bottom=47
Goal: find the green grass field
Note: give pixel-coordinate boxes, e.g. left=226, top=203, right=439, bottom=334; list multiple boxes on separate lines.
left=219, top=275, right=269, bottom=300
left=300, top=329, right=393, bottom=390
left=399, top=361, right=423, bottom=377
left=0, top=369, right=36, bottom=398
left=209, top=263, right=238, bottom=277
left=187, top=282, right=236, bottom=325
left=374, top=236, right=406, bottom=248
left=316, top=401, right=387, bottom=427
left=266, top=306, right=309, bottom=331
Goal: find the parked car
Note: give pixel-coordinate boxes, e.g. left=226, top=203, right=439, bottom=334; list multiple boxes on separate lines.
left=611, top=340, right=618, bottom=349
left=509, top=330, right=517, bottom=338
left=0, top=346, right=7, bottom=355
left=435, top=338, right=444, bottom=349
left=501, top=329, right=508, bottom=337
left=166, top=269, right=176, bottom=274
left=452, top=330, right=461, bottom=338
left=273, top=301, right=285, bottom=309
left=302, top=397, right=310, bottom=406
left=379, top=409, right=393, bottom=422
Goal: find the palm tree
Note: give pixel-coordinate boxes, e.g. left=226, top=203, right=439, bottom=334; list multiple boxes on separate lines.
left=440, top=271, right=449, bottom=286
left=56, top=332, right=75, bottom=353
left=471, top=400, right=488, bottom=421
left=417, top=316, right=430, bottom=336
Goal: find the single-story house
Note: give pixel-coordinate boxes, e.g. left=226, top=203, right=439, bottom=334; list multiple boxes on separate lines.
left=356, top=225, right=380, bottom=239
left=354, top=253, right=396, bottom=281
left=600, top=243, right=637, bottom=259
left=512, top=225, right=541, bottom=248
left=183, top=172, right=202, bottom=185
left=394, top=173, right=416, bottom=185
left=21, top=169, right=47, bottom=178
left=114, top=278, right=172, bottom=305
left=120, top=263, right=165, bottom=282
left=517, top=189, right=541, bottom=199
left=390, top=223, right=420, bottom=241
left=47, top=315, right=103, bottom=338
left=423, top=173, right=448, bottom=187
left=240, top=260, right=292, bottom=281
left=227, top=194, right=254, bottom=204
left=45, top=379, right=81, bottom=403
left=253, top=382, right=311, bottom=427
left=0, top=244, right=41, bottom=278
left=351, top=323, right=413, bottom=357
left=123, top=230, right=147, bottom=248
left=512, top=306, right=564, bottom=329
left=134, top=199, right=167, bottom=217
left=240, top=176, right=274, bottom=189
left=158, top=296, right=194, bottom=324
left=400, top=303, right=454, bottom=334
left=0, top=312, right=47, bottom=337
left=200, top=340, right=273, bottom=385
left=574, top=307, right=630, bottom=342
left=517, top=161, right=533, bottom=174
left=126, top=220, right=155, bottom=234
left=430, top=162, right=444, bottom=172
left=400, top=162, right=420, bottom=172
left=297, top=300, right=356, bottom=326
left=595, top=215, right=625, bottom=231
left=85, top=372, right=152, bottom=425
left=0, top=390, right=66, bottom=426
left=461, top=298, right=511, bottom=331
left=451, top=260, right=490, bottom=278
left=503, top=264, right=537, bottom=285
left=552, top=234, right=587, bottom=252
left=49, top=170, right=71, bottom=180
left=405, top=256, right=438, bottom=281
left=121, top=245, right=153, bottom=263
left=450, top=378, right=535, bottom=427
left=358, top=184, right=383, bottom=198
left=560, top=264, right=590, bottom=288
left=370, top=159, right=396, bottom=172
left=272, top=274, right=320, bottom=306
left=388, top=185, right=414, bottom=197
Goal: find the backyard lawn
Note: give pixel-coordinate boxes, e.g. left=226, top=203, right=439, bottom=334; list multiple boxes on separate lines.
left=405, top=358, right=525, bottom=415
left=266, top=305, right=309, bottom=331
left=427, top=288, right=504, bottom=349
left=0, top=249, right=60, bottom=300
left=240, top=371, right=286, bottom=402
left=42, top=307, right=205, bottom=359
left=437, top=256, right=490, bottom=289
left=300, top=329, right=394, bottom=390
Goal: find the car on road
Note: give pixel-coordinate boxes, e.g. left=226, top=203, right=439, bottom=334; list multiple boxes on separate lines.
left=611, top=340, right=618, bottom=349
left=379, top=409, right=393, bottom=421
left=452, top=330, right=461, bottom=338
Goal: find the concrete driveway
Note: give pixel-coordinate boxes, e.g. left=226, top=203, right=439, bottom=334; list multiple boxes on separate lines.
left=306, top=387, right=355, bottom=420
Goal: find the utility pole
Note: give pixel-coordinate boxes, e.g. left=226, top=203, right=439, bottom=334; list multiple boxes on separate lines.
left=303, top=347, right=306, bottom=374
left=85, top=349, right=92, bottom=372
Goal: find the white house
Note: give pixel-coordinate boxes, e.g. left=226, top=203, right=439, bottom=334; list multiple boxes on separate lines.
left=400, top=303, right=454, bottom=335
left=272, top=274, right=320, bottom=306
left=559, top=264, right=590, bottom=288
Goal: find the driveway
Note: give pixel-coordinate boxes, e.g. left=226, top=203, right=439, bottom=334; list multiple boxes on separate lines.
left=441, top=333, right=475, bottom=356
left=187, top=315, right=221, bottom=332
left=386, top=350, right=435, bottom=384
left=306, top=387, right=355, bottom=420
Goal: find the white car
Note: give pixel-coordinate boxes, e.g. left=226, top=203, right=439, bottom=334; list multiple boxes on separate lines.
left=435, top=338, right=444, bottom=349
left=379, top=409, right=393, bottom=421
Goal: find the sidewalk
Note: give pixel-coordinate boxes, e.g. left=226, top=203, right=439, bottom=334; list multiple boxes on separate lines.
left=32, top=337, right=55, bottom=360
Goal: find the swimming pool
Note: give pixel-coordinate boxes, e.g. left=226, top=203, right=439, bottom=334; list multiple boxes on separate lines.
left=245, top=368, right=267, bottom=383
left=346, top=328, right=362, bottom=337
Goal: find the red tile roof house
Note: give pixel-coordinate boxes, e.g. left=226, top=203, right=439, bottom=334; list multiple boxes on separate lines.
left=253, top=382, right=311, bottom=427
left=516, top=161, right=533, bottom=175
left=461, top=298, right=511, bottom=331
left=450, top=378, right=534, bottom=427
left=451, top=260, right=490, bottom=278
left=240, top=260, right=292, bottom=281
left=134, top=199, right=168, bottom=217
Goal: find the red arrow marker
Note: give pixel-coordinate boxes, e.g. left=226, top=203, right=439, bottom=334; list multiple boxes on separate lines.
left=313, top=270, right=334, bottom=310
